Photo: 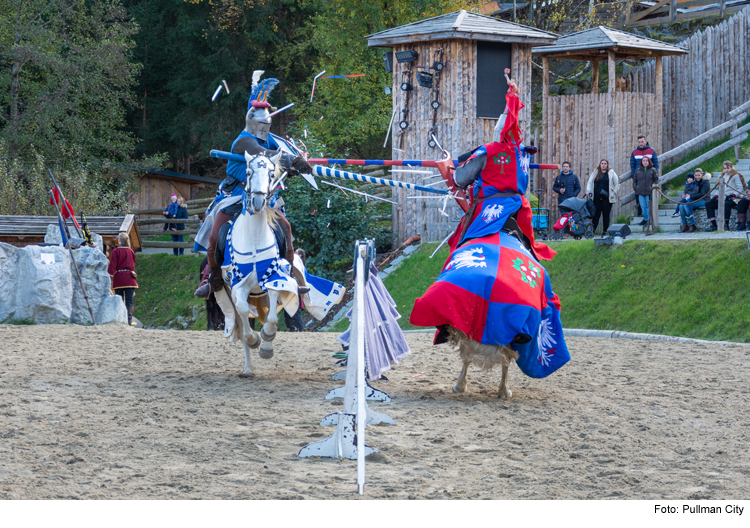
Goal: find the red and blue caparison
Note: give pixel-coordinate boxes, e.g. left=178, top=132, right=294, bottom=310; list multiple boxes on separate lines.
left=410, top=91, right=570, bottom=379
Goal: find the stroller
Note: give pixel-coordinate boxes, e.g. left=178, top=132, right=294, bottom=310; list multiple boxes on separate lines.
left=530, top=188, right=550, bottom=241
left=550, top=197, right=595, bottom=240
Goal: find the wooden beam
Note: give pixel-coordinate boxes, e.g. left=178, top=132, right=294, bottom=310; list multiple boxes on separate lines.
left=670, top=0, right=677, bottom=22
left=658, top=134, right=748, bottom=186
left=542, top=57, right=550, bottom=100
left=607, top=50, right=616, bottom=172
left=591, top=60, right=599, bottom=94
left=655, top=56, right=663, bottom=154
left=660, top=112, right=746, bottom=163
left=729, top=99, right=750, bottom=117
left=627, top=0, right=671, bottom=24
left=626, top=4, right=745, bottom=27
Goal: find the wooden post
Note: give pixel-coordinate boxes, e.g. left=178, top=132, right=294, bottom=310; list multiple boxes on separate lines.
left=651, top=186, right=659, bottom=231
left=591, top=60, right=599, bottom=94
left=607, top=51, right=616, bottom=171
left=655, top=56, right=663, bottom=155
left=720, top=0, right=727, bottom=17
left=718, top=176, right=725, bottom=232
left=670, top=0, right=677, bottom=22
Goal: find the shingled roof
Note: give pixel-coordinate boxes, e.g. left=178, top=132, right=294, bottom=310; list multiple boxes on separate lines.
left=532, top=26, right=687, bottom=59
left=366, top=9, right=558, bottom=46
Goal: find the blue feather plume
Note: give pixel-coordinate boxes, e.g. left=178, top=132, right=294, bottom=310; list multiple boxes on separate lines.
left=248, top=78, right=279, bottom=110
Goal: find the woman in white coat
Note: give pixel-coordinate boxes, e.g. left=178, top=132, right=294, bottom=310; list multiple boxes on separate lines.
left=586, top=159, right=620, bottom=233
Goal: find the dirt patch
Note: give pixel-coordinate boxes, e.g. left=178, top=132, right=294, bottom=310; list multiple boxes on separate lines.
left=0, top=324, right=748, bottom=499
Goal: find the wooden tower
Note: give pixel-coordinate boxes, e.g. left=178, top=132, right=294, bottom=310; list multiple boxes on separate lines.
left=367, top=9, right=557, bottom=243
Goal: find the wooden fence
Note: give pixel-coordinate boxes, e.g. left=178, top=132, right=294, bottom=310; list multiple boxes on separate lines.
left=541, top=91, right=660, bottom=217
left=626, top=7, right=750, bottom=156
left=132, top=170, right=396, bottom=250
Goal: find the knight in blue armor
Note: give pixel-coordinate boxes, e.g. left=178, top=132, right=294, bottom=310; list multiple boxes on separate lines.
left=195, top=71, right=312, bottom=298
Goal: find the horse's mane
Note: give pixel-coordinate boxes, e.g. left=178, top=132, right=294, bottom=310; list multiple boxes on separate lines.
left=266, top=207, right=280, bottom=228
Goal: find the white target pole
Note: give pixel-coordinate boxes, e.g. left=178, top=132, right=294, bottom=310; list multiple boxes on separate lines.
left=355, top=243, right=366, bottom=495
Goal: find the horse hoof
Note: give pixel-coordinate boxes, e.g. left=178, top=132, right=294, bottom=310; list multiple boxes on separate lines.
left=245, top=334, right=260, bottom=349
left=452, top=384, right=465, bottom=393
left=259, top=344, right=274, bottom=359
left=498, top=388, right=512, bottom=400
left=239, top=372, right=255, bottom=379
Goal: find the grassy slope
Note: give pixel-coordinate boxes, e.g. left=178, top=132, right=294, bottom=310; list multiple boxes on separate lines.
left=135, top=254, right=208, bottom=329
left=373, top=240, right=750, bottom=342
left=135, top=253, right=290, bottom=331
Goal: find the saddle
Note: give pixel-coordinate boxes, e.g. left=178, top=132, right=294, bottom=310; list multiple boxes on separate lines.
left=215, top=214, right=287, bottom=267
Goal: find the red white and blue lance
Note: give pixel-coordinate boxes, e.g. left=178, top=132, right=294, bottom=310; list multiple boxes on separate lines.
left=210, top=149, right=450, bottom=195
left=306, top=158, right=558, bottom=171
left=310, top=71, right=366, bottom=103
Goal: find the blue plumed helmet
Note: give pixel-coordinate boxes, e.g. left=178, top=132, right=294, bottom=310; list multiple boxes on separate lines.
left=248, top=70, right=279, bottom=110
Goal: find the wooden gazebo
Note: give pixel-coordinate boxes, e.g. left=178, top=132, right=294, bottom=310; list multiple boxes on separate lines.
left=367, top=10, right=558, bottom=243
left=533, top=26, right=687, bottom=216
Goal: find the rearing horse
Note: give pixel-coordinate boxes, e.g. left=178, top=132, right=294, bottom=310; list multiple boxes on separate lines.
left=213, top=152, right=300, bottom=376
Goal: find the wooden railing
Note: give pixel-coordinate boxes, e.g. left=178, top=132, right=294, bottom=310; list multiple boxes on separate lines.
left=619, top=98, right=750, bottom=210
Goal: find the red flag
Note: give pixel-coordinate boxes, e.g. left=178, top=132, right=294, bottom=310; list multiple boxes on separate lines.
left=49, top=188, right=75, bottom=219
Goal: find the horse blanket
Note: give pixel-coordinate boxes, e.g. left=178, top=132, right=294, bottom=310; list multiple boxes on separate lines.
left=410, top=231, right=569, bottom=378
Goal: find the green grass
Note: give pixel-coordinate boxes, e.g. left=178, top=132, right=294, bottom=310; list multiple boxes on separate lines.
left=367, top=240, right=750, bottom=342
left=136, top=253, right=208, bottom=329
left=135, top=253, right=290, bottom=331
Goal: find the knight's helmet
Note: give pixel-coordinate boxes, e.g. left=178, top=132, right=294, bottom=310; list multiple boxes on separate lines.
left=246, top=70, right=279, bottom=142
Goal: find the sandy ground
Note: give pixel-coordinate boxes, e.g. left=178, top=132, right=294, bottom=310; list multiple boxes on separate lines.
left=0, top=324, right=748, bottom=500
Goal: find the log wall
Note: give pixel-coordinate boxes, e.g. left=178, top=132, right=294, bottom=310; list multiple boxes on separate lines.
left=541, top=92, right=659, bottom=217
left=390, top=40, right=533, bottom=244
left=127, top=178, right=194, bottom=219
left=626, top=8, right=750, bottom=155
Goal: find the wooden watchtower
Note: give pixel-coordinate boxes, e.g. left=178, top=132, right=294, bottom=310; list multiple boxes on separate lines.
left=367, top=10, right=557, bottom=243
left=532, top=27, right=687, bottom=216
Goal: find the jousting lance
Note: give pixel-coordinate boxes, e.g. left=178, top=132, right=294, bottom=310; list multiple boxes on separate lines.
left=209, top=149, right=449, bottom=195
left=306, top=158, right=559, bottom=171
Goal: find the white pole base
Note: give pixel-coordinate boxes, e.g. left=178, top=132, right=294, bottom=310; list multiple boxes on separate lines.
left=320, top=396, right=394, bottom=426
left=298, top=412, right=377, bottom=460
left=330, top=370, right=347, bottom=381
left=325, top=382, right=391, bottom=402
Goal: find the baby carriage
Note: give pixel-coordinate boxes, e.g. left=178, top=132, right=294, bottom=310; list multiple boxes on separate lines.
left=550, top=197, right=595, bottom=240
left=531, top=188, right=550, bottom=241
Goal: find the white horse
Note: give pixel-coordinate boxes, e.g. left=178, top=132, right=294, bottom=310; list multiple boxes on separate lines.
left=212, top=152, right=300, bottom=376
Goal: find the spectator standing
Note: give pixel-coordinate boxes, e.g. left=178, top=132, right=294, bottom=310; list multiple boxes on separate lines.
left=108, top=232, right=138, bottom=327
left=633, top=156, right=658, bottom=226
left=704, top=161, right=747, bottom=232
left=585, top=159, right=619, bottom=233
left=552, top=161, right=581, bottom=205
left=678, top=168, right=710, bottom=233
left=630, top=135, right=659, bottom=216
left=163, top=194, right=178, bottom=232
left=172, top=196, right=188, bottom=255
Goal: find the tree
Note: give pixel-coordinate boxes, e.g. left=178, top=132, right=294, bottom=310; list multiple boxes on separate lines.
left=291, top=0, right=478, bottom=159
left=0, top=0, right=141, bottom=164
left=123, top=0, right=318, bottom=174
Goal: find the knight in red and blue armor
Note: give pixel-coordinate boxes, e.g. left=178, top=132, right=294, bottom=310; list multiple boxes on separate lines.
left=410, top=89, right=570, bottom=379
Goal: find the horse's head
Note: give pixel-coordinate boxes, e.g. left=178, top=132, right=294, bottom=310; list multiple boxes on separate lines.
left=244, top=151, right=282, bottom=213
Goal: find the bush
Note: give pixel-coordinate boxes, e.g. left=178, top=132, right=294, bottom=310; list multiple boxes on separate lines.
left=284, top=173, right=391, bottom=282
left=0, top=143, right=142, bottom=217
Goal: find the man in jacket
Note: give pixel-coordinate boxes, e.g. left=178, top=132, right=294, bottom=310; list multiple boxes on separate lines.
left=552, top=162, right=581, bottom=205
left=630, top=136, right=659, bottom=216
